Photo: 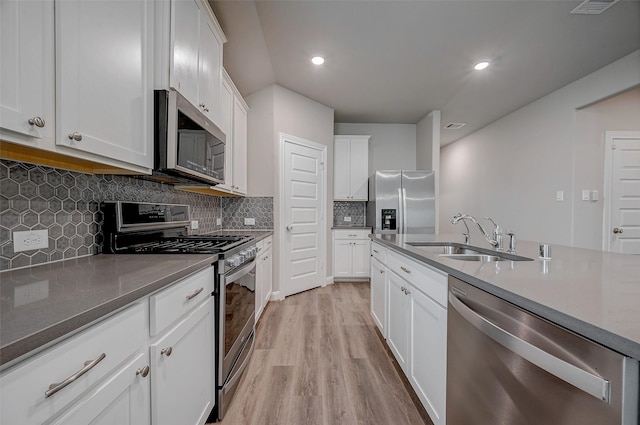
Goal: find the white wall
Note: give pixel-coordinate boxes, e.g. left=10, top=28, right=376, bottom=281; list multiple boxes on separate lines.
left=573, top=87, right=640, bottom=249
left=334, top=123, right=417, bottom=174
left=246, top=84, right=335, bottom=296
left=440, top=50, right=640, bottom=248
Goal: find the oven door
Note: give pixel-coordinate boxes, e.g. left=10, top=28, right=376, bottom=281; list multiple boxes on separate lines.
left=220, top=258, right=256, bottom=383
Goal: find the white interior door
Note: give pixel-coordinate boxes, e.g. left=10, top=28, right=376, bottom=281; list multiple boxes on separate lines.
left=281, top=134, right=326, bottom=297
left=604, top=131, right=640, bottom=254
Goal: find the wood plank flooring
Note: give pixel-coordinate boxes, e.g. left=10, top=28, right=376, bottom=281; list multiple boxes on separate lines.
left=215, top=282, right=433, bottom=425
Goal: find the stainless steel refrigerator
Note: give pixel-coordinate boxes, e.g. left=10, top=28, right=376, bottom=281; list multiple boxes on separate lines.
left=367, top=170, right=435, bottom=234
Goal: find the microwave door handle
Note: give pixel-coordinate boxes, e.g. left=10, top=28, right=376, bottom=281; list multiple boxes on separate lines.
left=448, top=292, right=611, bottom=402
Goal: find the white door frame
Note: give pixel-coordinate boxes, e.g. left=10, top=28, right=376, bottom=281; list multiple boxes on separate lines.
left=602, top=131, right=640, bottom=251
left=278, top=132, right=327, bottom=298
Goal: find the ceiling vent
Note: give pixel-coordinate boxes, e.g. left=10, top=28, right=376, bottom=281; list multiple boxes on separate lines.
left=570, top=0, right=621, bottom=15
left=444, top=123, right=466, bottom=130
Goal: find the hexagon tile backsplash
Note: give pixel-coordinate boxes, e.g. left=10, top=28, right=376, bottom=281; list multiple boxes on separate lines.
left=0, top=160, right=273, bottom=271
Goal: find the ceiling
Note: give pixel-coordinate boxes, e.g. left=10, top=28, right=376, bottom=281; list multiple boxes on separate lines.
left=210, top=0, right=640, bottom=146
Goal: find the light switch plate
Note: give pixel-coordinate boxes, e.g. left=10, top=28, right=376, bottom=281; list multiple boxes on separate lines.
left=216, top=218, right=222, bottom=226
left=244, top=217, right=255, bottom=226
left=556, top=190, right=564, bottom=201
left=13, top=230, right=49, bottom=252
left=191, top=220, right=199, bottom=230
left=581, top=189, right=590, bottom=201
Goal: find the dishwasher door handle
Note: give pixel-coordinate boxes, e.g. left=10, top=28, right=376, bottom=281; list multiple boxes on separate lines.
left=448, top=291, right=611, bottom=402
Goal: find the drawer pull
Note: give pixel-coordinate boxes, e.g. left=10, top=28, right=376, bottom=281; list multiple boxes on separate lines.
left=185, top=287, right=204, bottom=301
left=136, top=365, right=150, bottom=378
left=349, top=234, right=357, bottom=237
left=161, top=347, right=173, bottom=357
left=45, top=352, right=106, bottom=398
left=373, top=249, right=379, bottom=253
left=400, top=266, right=411, bottom=274
left=380, top=269, right=384, bottom=274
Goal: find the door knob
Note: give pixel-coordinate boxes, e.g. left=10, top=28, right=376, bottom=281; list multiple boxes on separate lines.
left=286, top=224, right=293, bottom=231
left=613, top=228, right=623, bottom=234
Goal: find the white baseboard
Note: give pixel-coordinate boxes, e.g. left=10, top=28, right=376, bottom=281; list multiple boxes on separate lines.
left=270, top=290, right=284, bottom=301
left=323, top=276, right=334, bottom=286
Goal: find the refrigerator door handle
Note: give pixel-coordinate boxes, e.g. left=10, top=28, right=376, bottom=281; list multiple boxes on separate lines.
left=402, top=188, right=407, bottom=234
left=397, top=188, right=403, bottom=233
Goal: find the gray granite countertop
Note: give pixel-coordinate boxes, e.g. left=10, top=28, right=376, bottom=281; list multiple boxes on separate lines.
left=0, top=253, right=217, bottom=369
left=371, top=233, right=640, bottom=360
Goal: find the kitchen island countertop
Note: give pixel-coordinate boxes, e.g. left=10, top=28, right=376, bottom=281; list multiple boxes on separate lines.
left=372, top=233, right=640, bottom=360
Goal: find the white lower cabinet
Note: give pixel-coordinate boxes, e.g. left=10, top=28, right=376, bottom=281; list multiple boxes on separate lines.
left=410, top=285, right=447, bottom=425
left=378, top=248, right=448, bottom=425
left=49, top=352, right=151, bottom=425
left=333, top=229, right=371, bottom=279
left=387, top=269, right=411, bottom=373
left=370, top=257, right=387, bottom=338
left=150, top=298, right=214, bottom=425
left=0, top=265, right=216, bottom=425
left=0, top=302, right=149, bottom=425
left=256, top=236, right=273, bottom=321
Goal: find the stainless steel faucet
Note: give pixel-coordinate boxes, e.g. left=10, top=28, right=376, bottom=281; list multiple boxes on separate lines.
left=451, top=213, right=504, bottom=250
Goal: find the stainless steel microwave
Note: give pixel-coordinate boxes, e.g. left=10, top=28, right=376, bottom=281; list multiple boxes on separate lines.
left=151, top=89, right=226, bottom=186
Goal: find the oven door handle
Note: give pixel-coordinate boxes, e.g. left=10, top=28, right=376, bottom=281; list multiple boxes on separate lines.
left=225, top=258, right=257, bottom=284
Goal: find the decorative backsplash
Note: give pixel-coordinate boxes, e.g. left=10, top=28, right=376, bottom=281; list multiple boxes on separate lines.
left=222, top=197, right=274, bottom=230
left=333, top=201, right=366, bottom=226
left=0, top=160, right=273, bottom=271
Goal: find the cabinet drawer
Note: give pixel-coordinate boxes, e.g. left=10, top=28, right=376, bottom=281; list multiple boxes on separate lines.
left=387, top=250, right=447, bottom=307
left=0, top=302, right=147, bottom=425
left=371, top=242, right=387, bottom=263
left=334, top=229, right=370, bottom=240
left=150, top=266, right=214, bottom=336
left=256, top=236, right=272, bottom=256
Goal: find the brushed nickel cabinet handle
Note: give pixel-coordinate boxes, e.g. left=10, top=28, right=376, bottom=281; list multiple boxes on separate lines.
left=28, top=116, right=45, bottom=127
left=161, top=347, right=173, bottom=357
left=68, top=132, right=82, bottom=141
left=185, top=287, right=204, bottom=301
left=373, top=249, right=379, bottom=253
left=613, top=228, right=623, bottom=234
left=136, top=365, right=150, bottom=378
left=400, top=266, right=411, bottom=274
left=45, top=353, right=106, bottom=398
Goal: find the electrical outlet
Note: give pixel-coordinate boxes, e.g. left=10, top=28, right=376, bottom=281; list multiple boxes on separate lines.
left=244, top=217, right=255, bottom=226
left=216, top=218, right=222, bottom=226
left=13, top=230, right=49, bottom=252
left=343, top=216, right=352, bottom=222
left=191, top=220, right=199, bottom=230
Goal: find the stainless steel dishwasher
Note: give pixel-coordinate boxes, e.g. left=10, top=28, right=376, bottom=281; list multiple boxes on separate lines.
left=447, top=276, right=639, bottom=425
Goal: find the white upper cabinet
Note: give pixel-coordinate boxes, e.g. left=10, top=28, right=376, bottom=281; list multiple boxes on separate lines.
left=0, top=0, right=54, bottom=143
left=170, top=0, right=224, bottom=124
left=216, top=70, right=248, bottom=196
left=55, top=0, right=154, bottom=170
left=334, top=135, right=370, bottom=200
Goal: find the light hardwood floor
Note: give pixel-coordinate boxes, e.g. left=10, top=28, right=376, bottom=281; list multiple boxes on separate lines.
left=215, top=282, right=433, bottom=425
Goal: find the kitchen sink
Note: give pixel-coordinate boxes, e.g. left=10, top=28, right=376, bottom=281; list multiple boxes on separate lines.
left=406, top=242, right=533, bottom=262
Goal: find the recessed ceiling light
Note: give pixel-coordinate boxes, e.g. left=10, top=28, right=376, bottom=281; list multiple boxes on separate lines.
left=311, top=56, right=325, bottom=65
left=474, top=61, right=490, bottom=71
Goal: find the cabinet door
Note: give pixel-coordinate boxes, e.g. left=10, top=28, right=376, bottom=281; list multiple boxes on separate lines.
left=255, top=253, right=265, bottom=321
left=333, top=137, right=350, bottom=200
left=410, top=287, right=447, bottom=425
left=232, top=97, right=248, bottom=195
left=55, top=0, right=153, bottom=169
left=170, top=0, right=200, bottom=106
left=333, top=239, right=353, bottom=278
left=387, top=271, right=410, bottom=373
left=370, top=257, right=387, bottom=337
left=349, top=138, right=369, bottom=200
left=151, top=299, right=214, bottom=425
left=217, top=74, right=234, bottom=192
left=263, top=249, right=273, bottom=307
left=198, top=13, right=222, bottom=123
left=351, top=239, right=371, bottom=277
left=49, top=353, right=151, bottom=425
left=0, top=0, right=54, bottom=141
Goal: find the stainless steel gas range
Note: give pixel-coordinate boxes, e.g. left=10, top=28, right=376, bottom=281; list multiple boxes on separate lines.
left=102, top=201, right=256, bottom=422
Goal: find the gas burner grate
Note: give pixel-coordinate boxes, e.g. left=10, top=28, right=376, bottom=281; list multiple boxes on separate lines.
left=128, top=235, right=253, bottom=253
